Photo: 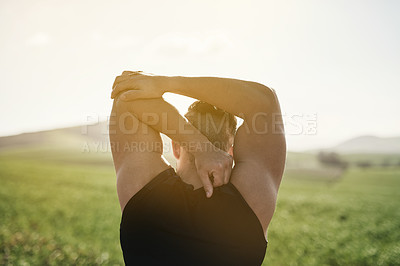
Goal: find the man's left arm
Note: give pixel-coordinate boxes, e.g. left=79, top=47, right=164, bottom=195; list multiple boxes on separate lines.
left=110, top=96, right=171, bottom=211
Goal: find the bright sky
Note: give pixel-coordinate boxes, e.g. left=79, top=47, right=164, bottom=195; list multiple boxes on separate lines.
left=1, top=0, right=399, bottom=151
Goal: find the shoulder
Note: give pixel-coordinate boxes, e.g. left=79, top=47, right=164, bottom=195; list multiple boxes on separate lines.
left=120, top=166, right=176, bottom=215
left=116, top=155, right=170, bottom=211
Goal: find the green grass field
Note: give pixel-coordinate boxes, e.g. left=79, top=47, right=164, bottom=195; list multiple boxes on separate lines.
left=1, top=150, right=399, bottom=265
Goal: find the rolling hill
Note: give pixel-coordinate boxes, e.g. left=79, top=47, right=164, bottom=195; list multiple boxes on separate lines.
left=0, top=121, right=176, bottom=165
left=324, top=135, right=400, bottom=154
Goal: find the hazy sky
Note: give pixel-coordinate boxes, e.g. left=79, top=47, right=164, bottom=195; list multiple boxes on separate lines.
left=1, top=0, right=399, bottom=151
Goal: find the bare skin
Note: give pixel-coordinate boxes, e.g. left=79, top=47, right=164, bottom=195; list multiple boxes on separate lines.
left=110, top=71, right=286, bottom=238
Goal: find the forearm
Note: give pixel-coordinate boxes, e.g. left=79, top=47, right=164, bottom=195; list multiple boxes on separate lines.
left=114, top=96, right=211, bottom=152
left=165, top=76, right=276, bottom=119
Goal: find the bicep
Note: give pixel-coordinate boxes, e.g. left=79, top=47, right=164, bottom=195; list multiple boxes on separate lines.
left=233, top=91, right=286, bottom=187
left=109, top=99, right=169, bottom=210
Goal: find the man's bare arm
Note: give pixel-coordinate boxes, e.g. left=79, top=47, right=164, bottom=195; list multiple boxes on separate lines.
left=167, top=76, right=276, bottom=119
left=112, top=75, right=275, bottom=119
left=163, top=76, right=286, bottom=231
left=162, top=76, right=285, bottom=184
left=114, top=95, right=233, bottom=197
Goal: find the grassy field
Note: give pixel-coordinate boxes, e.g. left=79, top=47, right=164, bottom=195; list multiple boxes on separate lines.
left=266, top=167, right=400, bottom=265
left=0, top=150, right=399, bottom=265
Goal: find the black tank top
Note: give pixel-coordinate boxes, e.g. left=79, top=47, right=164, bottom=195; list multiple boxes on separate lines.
left=120, top=167, right=267, bottom=265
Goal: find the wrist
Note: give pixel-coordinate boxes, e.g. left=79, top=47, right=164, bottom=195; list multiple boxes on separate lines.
left=164, top=76, right=182, bottom=94
left=154, top=75, right=168, bottom=95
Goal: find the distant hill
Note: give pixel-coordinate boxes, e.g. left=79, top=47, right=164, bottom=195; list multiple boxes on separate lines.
left=0, top=121, right=176, bottom=165
left=327, top=135, right=400, bottom=154
left=0, top=122, right=109, bottom=151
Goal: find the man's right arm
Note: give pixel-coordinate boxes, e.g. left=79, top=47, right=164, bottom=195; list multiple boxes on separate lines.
left=166, top=76, right=275, bottom=120
left=165, top=76, right=286, bottom=232
left=163, top=76, right=285, bottom=176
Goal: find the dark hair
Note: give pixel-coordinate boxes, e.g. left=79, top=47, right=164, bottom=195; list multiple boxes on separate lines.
left=184, top=101, right=237, bottom=151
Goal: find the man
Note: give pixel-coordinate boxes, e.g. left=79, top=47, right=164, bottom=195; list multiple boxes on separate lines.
left=109, top=71, right=286, bottom=265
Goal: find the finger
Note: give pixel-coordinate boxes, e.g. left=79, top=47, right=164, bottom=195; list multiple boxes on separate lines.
left=112, top=74, right=144, bottom=91
left=212, top=171, right=224, bottom=187
left=223, top=166, right=231, bottom=184
left=199, top=172, right=213, bottom=198
left=112, top=75, right=132, bottom=91
left=111, top=79, right=141, bottom=99
left=224, top=158, right=233, bottom=184
left=122, top=70, right=143, bottom=75
left=112, top=72, right=144, bottom=92
left=122, top=71, right=135, bottom=75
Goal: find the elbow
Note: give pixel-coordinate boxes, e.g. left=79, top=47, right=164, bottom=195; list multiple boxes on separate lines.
left=255, top=82, right=277, bottom=100
left=250, top=82, right=278, bottom=111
